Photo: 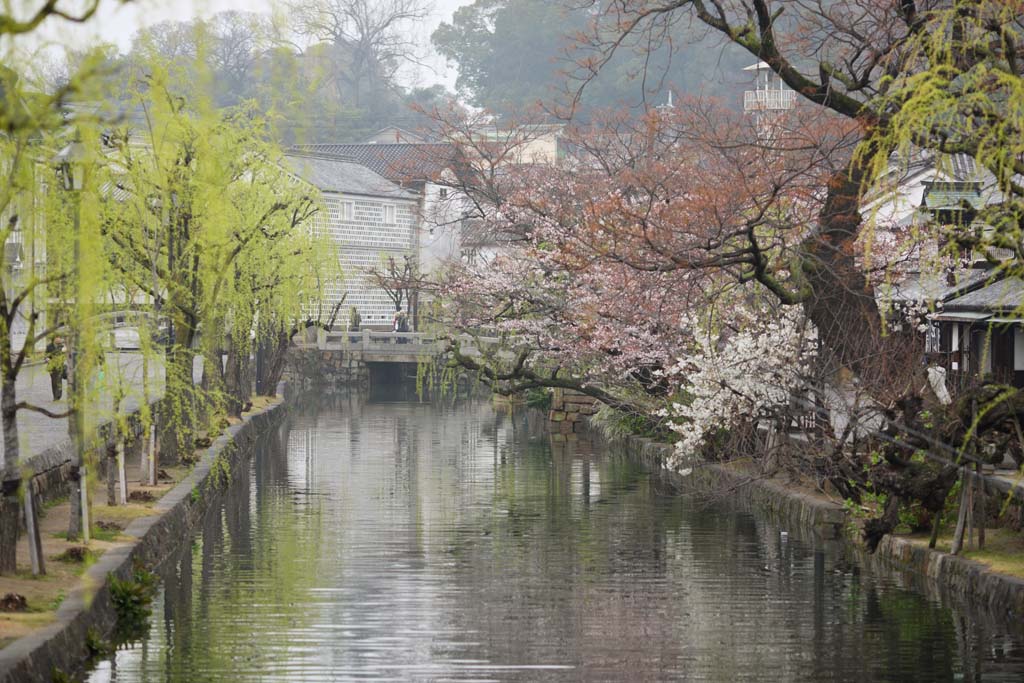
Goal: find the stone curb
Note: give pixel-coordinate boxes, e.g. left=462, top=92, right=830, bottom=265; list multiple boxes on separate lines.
left=0, top=395, right=288, bottom=683
left=586, top=424, right=1024, bottom=624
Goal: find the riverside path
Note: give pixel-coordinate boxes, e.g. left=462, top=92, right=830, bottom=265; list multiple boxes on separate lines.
left=0, top=353, right=182, bottom=469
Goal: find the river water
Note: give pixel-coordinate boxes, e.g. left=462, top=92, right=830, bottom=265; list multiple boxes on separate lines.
left=88, top=396, right=1024, bottom=681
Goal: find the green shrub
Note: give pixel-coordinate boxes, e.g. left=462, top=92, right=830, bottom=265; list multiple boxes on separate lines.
left=108, top=563, right=159, bottom=644
left=85, top=626, right=113, bottom=658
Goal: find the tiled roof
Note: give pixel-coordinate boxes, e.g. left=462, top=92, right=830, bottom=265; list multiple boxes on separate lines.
left=887, top=268, right=992, bottom=303
left=289, top=143, right=455, bottom=183
left=944, top=277, right=1024, bottom=313
left=922, top=181, right=984, bottom=211
left=283, top=153, right=416, bottom=199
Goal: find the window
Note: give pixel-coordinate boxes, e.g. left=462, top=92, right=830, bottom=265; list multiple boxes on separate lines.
left=383, top=204, right=396, bottom=223
left=439, top=188, right=448, bottom=199
left=341, top=201, right=355, bottom=221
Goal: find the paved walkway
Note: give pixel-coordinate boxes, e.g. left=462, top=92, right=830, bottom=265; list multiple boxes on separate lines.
left=0, top=353, right=163, bottom=469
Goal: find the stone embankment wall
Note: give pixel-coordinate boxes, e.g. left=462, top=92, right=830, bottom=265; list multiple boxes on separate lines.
left=547, top=389, right=598, bottom=439
left=284, top=349, right=368, bottom=391
left=0, top=399, right=287, bottom=683
left=584, top=423, right=1024, bottom=624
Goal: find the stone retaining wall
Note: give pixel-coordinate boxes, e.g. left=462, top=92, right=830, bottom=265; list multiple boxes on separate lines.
left=584, top=422, right=1024, bottom=624
left=548, top=388, right=599, bottom=438
left=0, top=397, right=287, bottom=683
left=284, top=349, right=368, bottom=391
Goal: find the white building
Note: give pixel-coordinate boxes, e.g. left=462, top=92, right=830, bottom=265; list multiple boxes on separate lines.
left=285, top=152, right=421, bottom=327
left=289, top=142, right=466, bottom=275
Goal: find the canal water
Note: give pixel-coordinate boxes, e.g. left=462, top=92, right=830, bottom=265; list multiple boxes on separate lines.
left=88, top=396, right=1024, bottom=681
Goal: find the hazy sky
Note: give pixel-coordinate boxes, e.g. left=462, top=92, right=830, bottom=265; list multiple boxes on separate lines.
left=32, top=0, right=472, bottom=88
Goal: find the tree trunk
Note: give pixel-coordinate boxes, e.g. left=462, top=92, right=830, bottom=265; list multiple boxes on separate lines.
left=67, top=460, right=82, bottom=541
left=0, top=373, right=21, bottom=574
left=105, top=444, right=117, bottom=506
left=799, top=166, right=888, bottom=383
left=256, top=330, right=291, bottom=397
left=224, top=345, right=243, bottom=419
left=0, top=492, right=17, bottom=575
left=158, top=342, right=193, bottom=465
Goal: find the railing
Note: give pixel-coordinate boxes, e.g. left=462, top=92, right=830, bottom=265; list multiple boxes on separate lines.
left=744, top=89, right=796, bottom=112
left=317, top=329, right=437, bottom=351
left=293, top=330, right=502, bottom=357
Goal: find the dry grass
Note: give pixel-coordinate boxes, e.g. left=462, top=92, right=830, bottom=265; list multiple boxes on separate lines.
left=0, top=399, right=277, bottom=650
left=0, top=458, right=189, bottom=649
left=903, top=528, right=1024, bottom=578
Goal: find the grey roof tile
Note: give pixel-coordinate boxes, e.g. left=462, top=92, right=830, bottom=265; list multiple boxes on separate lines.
left=284, top=153, right=416, bottom=199
left=289, top=143, right=454, bottom=183
left=944, top=277, right=1024, bottom=313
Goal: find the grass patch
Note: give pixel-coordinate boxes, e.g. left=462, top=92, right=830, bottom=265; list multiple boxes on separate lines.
left=44, top=589, right=66, bottom=612
left=0, top=610, right=58, bottom=647
left=92, top=503, right=156, bottom=525
left=51, top=526, right=120, bottom=543
left=243, top=395, right=278, bottom=415
left=904, top=528, right=1024, bottom=578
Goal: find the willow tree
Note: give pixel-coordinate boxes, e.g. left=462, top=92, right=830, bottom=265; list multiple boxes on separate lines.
left=96, top=56, right=334, bottom=462
left=201, top=139, right=340, bottom=417
left=0, top=68, right=77, bottom=571
left=0, top=0, right=129, bottom=571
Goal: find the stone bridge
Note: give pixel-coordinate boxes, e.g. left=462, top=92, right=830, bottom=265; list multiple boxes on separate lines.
left=295, top=330, right=499, bottom=364
left=287, top=330, right=502, bottom=389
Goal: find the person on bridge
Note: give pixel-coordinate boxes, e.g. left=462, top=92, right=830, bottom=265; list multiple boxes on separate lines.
left=46, top=336, right=66, bottom=401
left=348, top=307, right=361, bottom=343
left=395, top=311, right=409, bottom=343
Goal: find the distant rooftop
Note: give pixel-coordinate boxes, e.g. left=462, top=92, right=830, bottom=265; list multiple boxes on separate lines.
left=922, top=180, right=984, bottom=212
left=944, top=277, right=1024, bottom=313
left=284, top=152, right=416, bottom=200
left=364, top=126, right=428, bottom=144
left=887, top=267, right=993, bottom=304
left=289, top=143, right=456, bottom=183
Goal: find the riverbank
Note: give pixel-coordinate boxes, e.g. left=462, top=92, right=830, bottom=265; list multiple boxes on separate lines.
left=0, top=395, right=286, bottom=683
left=587, top=424, right=1024, bottom=624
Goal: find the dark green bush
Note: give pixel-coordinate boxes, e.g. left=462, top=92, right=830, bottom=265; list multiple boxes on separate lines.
left=108, top=563, right=159, bottom=644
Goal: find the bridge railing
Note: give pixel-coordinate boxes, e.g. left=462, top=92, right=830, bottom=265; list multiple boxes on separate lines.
left=293, top=330, right=501, bottom=356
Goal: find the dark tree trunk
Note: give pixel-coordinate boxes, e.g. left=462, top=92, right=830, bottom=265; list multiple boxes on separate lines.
left=159, top=341, right=193, bottom=465
left=224, top=345, right=243, bottom=419
left=106, top=444, right=117, bottom=506
left=257, top=329, right=294, bottom=397
left=0, top=373, right=20, bottom=574
left=799, top=167, right=888, bottom=383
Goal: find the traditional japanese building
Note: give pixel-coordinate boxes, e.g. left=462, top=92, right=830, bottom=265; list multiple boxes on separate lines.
left=285, top=151, right=420, bottom=327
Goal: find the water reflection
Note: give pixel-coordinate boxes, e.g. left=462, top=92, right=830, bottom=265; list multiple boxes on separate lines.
left=88, top=395, right=1024, bottom=681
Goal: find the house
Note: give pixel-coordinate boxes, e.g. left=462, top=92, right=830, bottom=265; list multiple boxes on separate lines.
left=363, top=127, right=428, bottom=144
left=284, top=151, right=420, bottom=327
left=290, top=141, right=467, bottom=274
left=929, top=276, right=1024, bottom=388
left=870, top=150, right=1024, bottom=390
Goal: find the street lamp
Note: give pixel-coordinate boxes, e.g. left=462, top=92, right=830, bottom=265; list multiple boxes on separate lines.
left=53, top=137, right=90, bottom=543
left=54, top=140, right=86, bottom=192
